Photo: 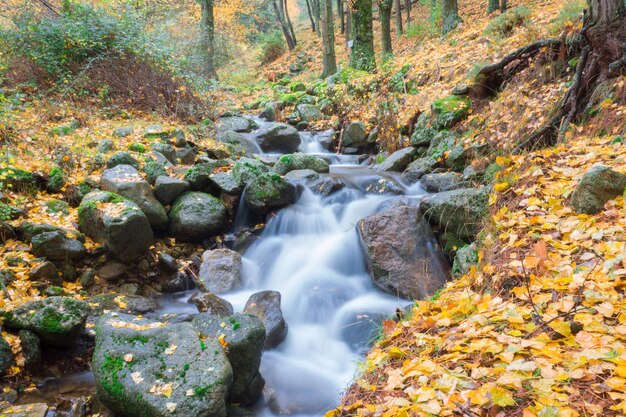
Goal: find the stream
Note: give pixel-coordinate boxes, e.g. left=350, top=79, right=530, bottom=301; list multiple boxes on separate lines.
left=37, top=119, right=430, bottom=417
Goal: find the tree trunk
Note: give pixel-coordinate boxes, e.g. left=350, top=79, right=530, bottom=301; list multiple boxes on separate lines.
left=306, top=0, right=317, bottom=32
left=338, top=0, right=346, bottom=34
left=284, top=0, right=298, bottom=43
left=405, top=0, right=411, bottom=25
left=200, top=0, right=217, bottom=80
left=346, top=5, right=352, bottom=42
left=394, top=0, right=403, bottom=34
left=488, top=0, right=499, bottom=14
left=379, top=0, right=393, bottom=57
left=500, top=0, right=507, bottom=12
left=311, top=0, right=322, bottom=35
left=272, top=0, right=296, bottom=50
left=322, top=0, right=338, bottom=77
left=349, top=0, right=376, bottom=71
left=442, top=0, right=460, bottom=34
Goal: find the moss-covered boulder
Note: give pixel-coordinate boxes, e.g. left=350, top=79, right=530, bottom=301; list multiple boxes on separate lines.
left=296, top=104, right=323, bottom=122
left=31, top=231, right=87, bottom=262
left=217, top=116, right=258, bottom=133
left=143, top=160, right=168, bottom=185
left=376, top=147, right=416, bottom=173
left=570, top=165, right=626, bottom=214
left=342, top=121, right=367, bottom=148
left=107, top=152, right=139, bottom=169
left=154, top=176, right=190, bottom=205
left=431, top=96, right=471, bottom=129
left=273, top=153, right=330, bottom=175
left=244, top=173, right=297, bottom=214
left=192, top=313, right=265, bottom=405
left=254, top=123, right=301, bottom=153
left=47, top=166, right=65, bottom=193
left=232, top=158, right=270, bottom=187
left=216, top=131, right=260, bottom=157
left=452, top=243, right=479, bottom=277
left=0, top=297, right=89, bottom=346
left=401, top=157, right=438, bottom=183
left=93, top=313, right=232, bottom=417
left=184, top=161, right=227, bottom=192
left=168, top=192, right=228, bottom=242
left=18, top=221, right=84, bottom=243
left=0, top=166, right=39, bottom=190
left=78, top=191, right=154, bottom=262
left=421, top=187, right=489, bottom=240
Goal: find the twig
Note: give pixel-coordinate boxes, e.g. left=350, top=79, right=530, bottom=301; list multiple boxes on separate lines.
left=453, top=401, right=480, bottom=417
left=520, top=253, right=542, bottom=322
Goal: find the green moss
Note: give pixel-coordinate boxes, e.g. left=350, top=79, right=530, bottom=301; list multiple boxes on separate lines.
left=432, top=96, right=471, bottom=128
left=45, top=199, right=69, bottom=215
left=128, top=143, right=147, bottom=153
left=39, top=309, right=68, bottom=333
left=100, top=354, right=126, bottom=397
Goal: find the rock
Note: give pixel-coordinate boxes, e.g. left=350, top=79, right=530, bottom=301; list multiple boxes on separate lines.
left=80, top=269, right=95, bottom=288
left=273, top=153, right=330, bottom=175
left=217, top=116, right=257, bottom=133
left=443, top=145, right=468, bottom=172
left=158, top=252, right=178, bottom=273
left=106, top=152, right=139, bottom=169
left=1, top=297, right=90, bottom=346
left=310, top=177, right=345, bottom=196
left=175, top=146, right=196, bottom=165
left=0, top=334, right=12, bottom=375
left=168, top=192, right=228, bottom=242
left=342, top=121, right=367, bottom=148
left=113, top=126, right=134, bottom=138
left=143, top=160, right=168, bottom=185
left=100, top=164, right=169, bottom=230
left=296, top=104, right=323, bottom=122
left=570, top=165, right=626, bottom=214
left=209, top=172, right=243, bottom=195
left=410, top=126, right=437, bottom=147
left=243, top=291, right=288, bottom=348
left=143, top=124, right=168, bottom=139
left=232, top=158, right=270, bottom=187
left=154, top=176, right=190, bottom=205
left=431, top=96, right=471, bottom=129
left=97, top=139, right=115, bottom=153
left=402, top=157, right=437, bottom=183
left=376, top=147, right=416, bottom=172
left=357, top=204, right=450, bottom=300
left=93, top=313, right=232, bottom=417
left=97, top=261, right=128, bottom=280
left=31, top=231, right=87, bottom=261
left=192, top=313, right=265, bottom=405
left=47, top=166, right=65, bottom=193
left=367, top=127, right=379, bottom=144
left=89, top=293, right=158, bottom=316
left=151, top=143, right=177, bottom=164
left=190, top=292, right=234, bottom=316
left=452, top=84, right=470, bottom=96
left=254, top=123, right=301, bottom=153
left=452, top=244, right=478, bottom=278
left=216, top=131, right=260, bottom=157
left=18, top=221, right=84, bottom=244
left=196, top=249, right=242, bottom=294
left=244, top=173, right=298, bottom=214
left=184, top=161, right=227, bottom=192
left=421, top=187, right=488, bottom=240
left=169, top=129, right=187, bottom=147
left=0, top=220, right=15, bottom=243
left=29, top=261, right=61, bottom=285
left=259, top=104, right=277, bottom=122
left=18, top=330, right=41, bottom=370
left=79, top=191, right=154, bottom=262
left=285, top=169, right=319, bottom=183
left=44, top=199, right=69, bottom=214
left=362, top=178, right=404, bottom=195
left=0, top=403, right=49, bottom=417
left=421, top=172, right=467, bottom=192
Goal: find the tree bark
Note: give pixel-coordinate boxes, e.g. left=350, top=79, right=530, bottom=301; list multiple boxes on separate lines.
left=338, top=0, right=345, bottom=34
left=349, top=0, right=376, bottom=71
left=394, top=0, right=403, bottom=34
left=306, top=0, right=317, bottom=32
left=311, top=0, right=322, bottom=35
left=379, top=0, right=393, bottom=57
left=272, top=0, right=297, bottom=50
left=200, top=0, right=217, bottom=80
left=442, top=0, right=460, bottom=34
left=346, top=5, right=352, bottom=42
left=322, top=0, right=338, bottom=77
left=405, top=0, right=411, bottom=25
left=500, top=0, right=507, bottom=12
left=488, top=0, right=499, bottom=14
left=284, top=0, right=298, bottom=43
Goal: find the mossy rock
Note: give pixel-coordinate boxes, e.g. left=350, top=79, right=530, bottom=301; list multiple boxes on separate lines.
left=273, top=153, right=330, bottom=175
left=47, top=166, right=66, bottom=193
left=128, top=143, right=148, bottom=154
left=45, top=199, right=70, bottom=215
left=452, top=244, right=478, bottom=277
left=107, top=152, right=139, bottom=169
left=244, top=173, right=297, bottom=214
left=143, top=160, right=168, bottom=185
left=184, top=161, right=228, bottom=192
left=169, top=192, right=228, bottom=242
left=0, top=166, right=38, bottom=191
left=232, top=158, right=270, bottom=187
left=431, top=96, right=471, bottom=129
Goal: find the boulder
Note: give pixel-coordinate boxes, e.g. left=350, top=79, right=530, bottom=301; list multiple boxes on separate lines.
left=154, top=176, right=190, bottom=205
left=97, top=139, right=116, bottom=153
left=421, top=172, right=467, bottom=192
left=175, top=146, right=196, bottom=165
left=244, top=173, right=298, bottom=214
left=209, top=172, right=243, bottom=196
left=254, top=123, right=301, bottom=153
left=93, top=313, right=232, bottom=417
left=89, top=293, right=158, bottom=316
left=1, top=297, right=89, bottom=346
left=216, top=131, right=260, bottom=157
left=232, top=158, right=270, bottom=187
left=273, top=153, right=330, bottom=175
left=18, top=330, right=41, bottom=370
left=143, top=160, right=169, bottom=185
left=342, top=121, right=367, bottom=148
left=18, top=221, right=84, bottom=244
left=402, top=157, right=437, bottom=183
left=410, top=126, right=436, bottom=147
left=31, top=231, right=86, bottom=262
left=310, top=177, right=345, bottom=196
left=100, top=165, right=169, bottom=230
left=431, top=96, right=471, bottom=129
left=452, top=244, right=478, bottom=278
left=113, top=126, right=134, bottom=138
left=285, top=169, right=319, bottom=183
left=570, top=165, right=626, bottom=214
left=79, top=191, right=154, bottom=262
left=0, top=334, right=12, bottom=375
left=0, top=404, right=49, bottom=417
left=196, top=249, right=242, bottom=294
left=259, top=104, right=277, bottom=122
left=29, top=261, right=61, bottom=285
left=192, top=313, right=265, bottom=405
left=421, top=187, right=488, bottom=240
left=357, top=204, right=450, bottom=300
left=376, top=147, right=416, bottom=173
left=168, top=192, right=228, bottom=242
left=217, top=116, right=257, bottom=133
left=190, top=292, right=234, bottom=316
left=0, top=220, right=15, bottom=243
left=184, top=161, right=228, bottom=192
left=296, top=104, right=323, bottom=122
left=243, top=291, right=288, bottom=348
left=106, top=152, right=139, bottom=169
left=151, top=143, right=177, bottom=164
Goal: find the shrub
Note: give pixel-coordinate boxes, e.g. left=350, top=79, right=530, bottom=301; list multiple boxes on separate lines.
left=406, top=20, right=439, bottom=41
left=484, top=6, right=531, bottom=38
left=257, top=31, right=286, bottom=65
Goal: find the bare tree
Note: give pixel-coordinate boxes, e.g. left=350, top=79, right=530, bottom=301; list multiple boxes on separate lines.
left=272, top=0, right=296, bottom=50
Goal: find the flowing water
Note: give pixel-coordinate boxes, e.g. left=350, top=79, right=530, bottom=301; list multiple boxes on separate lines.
left=36, top=120, right=430, bottom=416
